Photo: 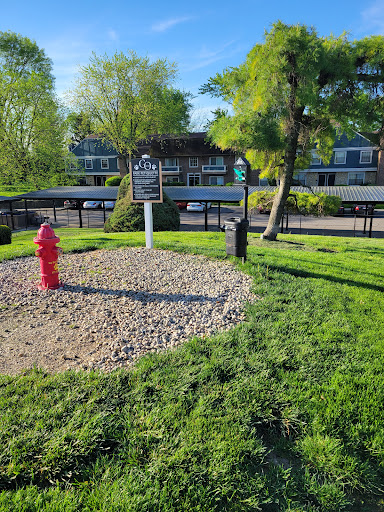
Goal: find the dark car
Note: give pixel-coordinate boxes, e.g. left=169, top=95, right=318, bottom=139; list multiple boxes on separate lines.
left=64, top=200, right=82, bottom=209
left=352, top=205, right=375, bottom=215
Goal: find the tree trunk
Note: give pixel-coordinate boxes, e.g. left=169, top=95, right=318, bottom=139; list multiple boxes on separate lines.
left=261, top=100, right=304, bottom=240
left=118, top=154, right=128, bottom=177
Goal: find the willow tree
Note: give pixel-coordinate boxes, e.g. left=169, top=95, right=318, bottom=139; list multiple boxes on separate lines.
left=201, top=22, right=384, bottom=240
left=67, top=51, right=192, bottom=176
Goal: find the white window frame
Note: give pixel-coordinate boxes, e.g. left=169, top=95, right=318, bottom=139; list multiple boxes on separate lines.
left=209, top=156, right=224, bottom=166
left=85, top=159, right=93, bottom=169
left=187, top=173, right=201, bottom=186
left=209, top=176, right=224, bottom=186
left=360, top=150, right=372, bottom=164
left=101, top=158, right=109, bottom=169
left=348, top=172, right=365, bottom=185
left=311, top=153, right=322, bottom=165
left=165, top=157, right=178, bottom=167
left=189, top=157, right=198, bottom=168
left=334, top=151, right=346, bottom=164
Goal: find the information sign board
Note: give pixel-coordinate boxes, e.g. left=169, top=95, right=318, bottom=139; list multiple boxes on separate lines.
left=130, top=158, right=163, bottom=203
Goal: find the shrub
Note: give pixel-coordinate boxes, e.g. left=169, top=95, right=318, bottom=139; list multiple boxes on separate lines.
left=162, top=181, right=185, bottom=186
left=104, top=175, right=180, bottom=232
left=105, top=176, right=122, bottom=187
left=0, top=225, right=11, bottom=245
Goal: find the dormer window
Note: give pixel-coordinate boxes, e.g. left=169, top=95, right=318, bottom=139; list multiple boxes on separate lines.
left=360, top=150, right=372, bottom=164
left=334, top=151, right=346, bottom=164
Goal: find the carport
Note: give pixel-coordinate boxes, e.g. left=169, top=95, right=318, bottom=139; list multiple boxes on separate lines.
left=10, top=185, right=384, bottom=235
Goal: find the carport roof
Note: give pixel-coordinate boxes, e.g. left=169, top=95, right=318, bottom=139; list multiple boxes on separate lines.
left=8, top=185, right=384, bottom=204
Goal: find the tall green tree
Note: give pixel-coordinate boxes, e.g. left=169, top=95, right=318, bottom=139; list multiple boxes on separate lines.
left=201, top=22, right=384, bottom=240
left=67, top=51, right=192, bottom=176
left=0, top=31, right=71, bottom=188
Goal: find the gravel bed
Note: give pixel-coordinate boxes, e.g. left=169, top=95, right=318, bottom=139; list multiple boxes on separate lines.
left=0, top=248, right=257, bottom=374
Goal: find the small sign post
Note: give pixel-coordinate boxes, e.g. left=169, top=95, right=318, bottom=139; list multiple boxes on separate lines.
left=130, top=156, right=162, bottom=249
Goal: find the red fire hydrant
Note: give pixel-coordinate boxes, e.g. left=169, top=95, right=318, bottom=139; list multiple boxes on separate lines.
left=34, top=221, right=63, bottom=291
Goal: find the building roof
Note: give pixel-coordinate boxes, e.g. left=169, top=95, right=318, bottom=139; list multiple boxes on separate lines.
left=10, top=185, right=384, bottom=204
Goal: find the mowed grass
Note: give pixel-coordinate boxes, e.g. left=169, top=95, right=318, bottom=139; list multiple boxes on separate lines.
left=1, top=230, right=384, bottom=511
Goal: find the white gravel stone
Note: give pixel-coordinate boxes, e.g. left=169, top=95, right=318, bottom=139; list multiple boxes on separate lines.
left=0, top=247, right=258, bottom=374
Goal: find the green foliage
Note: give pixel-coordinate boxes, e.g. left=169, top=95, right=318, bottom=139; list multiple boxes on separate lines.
left=0, top=225, right=11, bottom=245
left=246, top=190, right=341, bottom=216
left=0, top=31, right=74, bottom=188
left=105, top=176, right=122, bottom=187
left=67, top=51, right=192, bottom=163
left=104, top=175, right=180, bottom=232
left=162, top=181, right=185, bottom=186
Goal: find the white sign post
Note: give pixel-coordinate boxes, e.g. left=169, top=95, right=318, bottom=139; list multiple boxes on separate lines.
left=130, top=155, right=162, bottom=249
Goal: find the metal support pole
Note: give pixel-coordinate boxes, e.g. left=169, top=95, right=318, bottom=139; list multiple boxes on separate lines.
left=204, top=203, right=208, bottom=231
left=243, top=185, right=248, bottom=220
left=144, top=202, right=154, bottom=248
left=103, top=203, right=106, bottom=224
left=281, top=212, right=284, bottom=233
left=286, top=211, right=289, bottom=231
left=218, top=202, right=221, bottom=228
left=78, top=203, right=83, bottom=228
left=24, top=200, right=29, bottom=230
left=9, top=201, right=14, bottom=231
left=369, top=215, right=373, bottom=238
left=52, top=200, right=57, bottom=222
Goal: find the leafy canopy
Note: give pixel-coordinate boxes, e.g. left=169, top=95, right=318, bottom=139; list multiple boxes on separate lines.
left=67, top=51, right=192, bottom=159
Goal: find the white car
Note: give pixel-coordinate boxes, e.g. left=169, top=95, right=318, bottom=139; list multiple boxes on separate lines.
left=103, top=201, right=116, bottom=210
left=186, top=202, right=211, bottom=212
left=83, top=201, right=102, bottom=209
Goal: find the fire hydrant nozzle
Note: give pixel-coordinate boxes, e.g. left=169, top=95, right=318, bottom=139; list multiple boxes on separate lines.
left=34, top=221, right=63, bottom=291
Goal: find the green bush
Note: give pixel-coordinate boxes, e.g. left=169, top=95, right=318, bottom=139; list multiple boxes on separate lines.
left=105, top=176, right=122, bottom=187
left=104, top=175, right=180, bottom=232
left=162, top=181, right=185, bottom=186
left=0, top=225, right=11, bottom=245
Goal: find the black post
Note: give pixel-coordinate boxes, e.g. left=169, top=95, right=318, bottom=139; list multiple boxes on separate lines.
left=9, top=201, right=14, bottom=230
left=24, top=200, right=29, bottom=229
left=369, top=215, right=373, bottom=238
left=53, top=200, right=57, bottom=222
left=78, top=203, right=83, bottom=228
left=286, top=211, right=289, bottom=231
left=281, top=212, right=284, bottom=233
left=243, top=185, right=248, bottom=220
left=103, top=203, right=106, bottom=224
left=218, top=202, right=221, bottom=228
left=204, top=203, right=208, bottom=231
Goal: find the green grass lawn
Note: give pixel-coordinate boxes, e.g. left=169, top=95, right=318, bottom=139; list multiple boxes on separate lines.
left=1, top=230, right=384, bottom=511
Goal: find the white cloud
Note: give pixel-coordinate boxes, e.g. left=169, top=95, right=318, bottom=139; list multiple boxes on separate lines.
left=107, top=29, right=118, bottom=41
left=184, top=40, right=242, bottom=71
left=151, top=16, right=194, bottom=33
left=360, top=1, right=384, bottom=35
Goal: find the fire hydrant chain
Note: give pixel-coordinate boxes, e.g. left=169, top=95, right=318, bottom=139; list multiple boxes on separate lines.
left=34, top=220, right=63, bottom=291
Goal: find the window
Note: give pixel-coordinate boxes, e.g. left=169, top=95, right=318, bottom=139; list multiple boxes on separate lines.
left=334, top=151, right=346, bottom=164
left=209, top=176, right=224, bottom=186
left=259, top=177, right=269, bottom=186
left=318, top=173, right=336, bottom=186
left=348, top=172, right=364, bottom=185
left=188, top=173, right=201, bottom=186
left=101, top=158, right=109, bottom=169
left=296, top=173, right=306, bottom=185
left=360, top=151, right=372, bottom=164
left=165, top=176, right=179, bottom=183
left=209, top=156, right=224, bottom=165
left=311, top=153, right=321, bottom=165
left=165, top=158, right=178, bottom=167
left=189, top=157, right=198, bottom=167
left=85, top=159, right=93, bottom=169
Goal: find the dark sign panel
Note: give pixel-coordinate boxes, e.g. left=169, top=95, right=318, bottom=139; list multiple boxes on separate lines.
left=130, top=158, right=163, bottom=203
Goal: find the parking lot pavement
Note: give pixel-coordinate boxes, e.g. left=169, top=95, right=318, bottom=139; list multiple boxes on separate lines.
left=18, top=205, right=384, bottom=238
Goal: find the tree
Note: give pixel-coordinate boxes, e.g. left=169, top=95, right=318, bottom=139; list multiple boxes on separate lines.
left=0, top=31, right=72, bottom=188
left=67, top=51, right=192, bottom=176
left=201, top=22, right=384, bottom=240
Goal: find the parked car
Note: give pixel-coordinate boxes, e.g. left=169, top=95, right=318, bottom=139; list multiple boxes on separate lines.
left=186, top=202, right=212, bottom=212
left=175, top=201, right=187, bottom=210
left=333, top=205, right=345, bottom=216
left=103, top=201, right=116, bottom=210
left=351, top=204, right=374, bottom=215
left=83, top=201, right=103, bottom=209
left=64, top=199, right=82, bottom=209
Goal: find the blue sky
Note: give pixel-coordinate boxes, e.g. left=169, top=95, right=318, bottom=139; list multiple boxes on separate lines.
left=1, top=0, right=383, bottom=128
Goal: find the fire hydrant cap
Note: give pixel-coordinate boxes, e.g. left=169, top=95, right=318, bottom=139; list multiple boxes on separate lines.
left=34, top=222, right=59, bottom=243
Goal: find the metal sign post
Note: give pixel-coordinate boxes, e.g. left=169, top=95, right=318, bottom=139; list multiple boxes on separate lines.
left=130, top=155, right=162, bottom=249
